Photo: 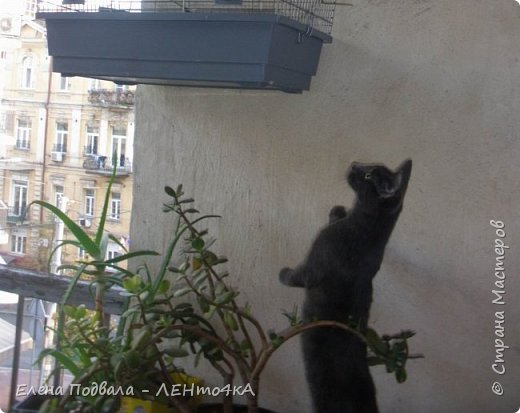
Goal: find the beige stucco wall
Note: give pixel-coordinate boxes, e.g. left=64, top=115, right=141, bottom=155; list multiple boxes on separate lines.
left=131, top=1, right=520, bottom=411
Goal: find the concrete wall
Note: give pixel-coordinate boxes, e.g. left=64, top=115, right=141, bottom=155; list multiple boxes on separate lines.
left=131, top=1, right=520, bottom=411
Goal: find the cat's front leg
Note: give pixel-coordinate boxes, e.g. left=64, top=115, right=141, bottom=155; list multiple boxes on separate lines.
left=279, top=266, right=307, bottom=287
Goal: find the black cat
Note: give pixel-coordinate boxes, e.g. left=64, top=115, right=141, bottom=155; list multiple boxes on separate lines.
left=279, top=159, right=412, bottom=413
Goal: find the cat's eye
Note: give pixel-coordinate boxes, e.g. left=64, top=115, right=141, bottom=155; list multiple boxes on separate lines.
left=364, top=173, right=372, bottom=180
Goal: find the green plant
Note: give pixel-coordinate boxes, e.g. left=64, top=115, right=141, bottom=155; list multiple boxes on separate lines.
left=32, top=181, right=421, bottom=413
left=30, top=171, right=195, bottom=413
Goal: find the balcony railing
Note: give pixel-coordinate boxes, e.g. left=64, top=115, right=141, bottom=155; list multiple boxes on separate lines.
left=88, top=89, right=135, bottom=107
left=51, top=143, right=67, bottom=153
left=0, top=201, right=7, bottom=227
left=0, top=265, right=125, bottom=411
left=6, top=207, right=27, bottom=224
left=84, top=145, right=98, bottom=156
left=82, top=155, right=132, bottom=176
left=15, top=140, right=30, bottom=150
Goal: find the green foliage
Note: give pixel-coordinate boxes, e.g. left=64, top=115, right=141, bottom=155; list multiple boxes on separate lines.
left=31, top=171, right=191, bottom=413
left=282, top=305, right=302, bottom=327
left=29, top=166, right=159, bottom=323
left=34, top=181, right=421, bottom=413
left=365, top=329, right=419, bottom=383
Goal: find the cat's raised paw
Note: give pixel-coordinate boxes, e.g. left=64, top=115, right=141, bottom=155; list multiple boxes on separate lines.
left=329, top=205, right=347, bottom=223
left=279, top=267, right=294, bottom=285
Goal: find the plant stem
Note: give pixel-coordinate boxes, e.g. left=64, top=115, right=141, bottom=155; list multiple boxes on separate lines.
left=251, top=320, right=366, bottom=380
left=176, top=205, right=259, bottom=368
left=156, top=347, right=192, bottom=413
left=58, top=364, right=105, bottom=408
left=221, top=371, right=235, bottom=413
left=94, top=269, right=105, bottom=328
left=246, top=376, right=260, bottom=413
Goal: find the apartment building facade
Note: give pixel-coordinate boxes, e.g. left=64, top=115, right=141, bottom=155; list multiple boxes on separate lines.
left=0, top=10, right=134, bottom=270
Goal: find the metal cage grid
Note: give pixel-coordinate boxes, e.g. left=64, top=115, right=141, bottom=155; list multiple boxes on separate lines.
left=37, top=0, right=336, bottom=34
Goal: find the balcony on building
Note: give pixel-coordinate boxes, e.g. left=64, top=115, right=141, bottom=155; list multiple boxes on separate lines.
left=0, top=201, right=7, bottom=227
left=51, top=143, right=67, bottom=163
left=15, top=140, right=31, bottom=151
left=88, top=88, right=135, bottom=107
left=6, top=206, right=28, bottom=225
left=36, top=0, right=336, bottom=93
left=82, top=152, right=132, bottom=177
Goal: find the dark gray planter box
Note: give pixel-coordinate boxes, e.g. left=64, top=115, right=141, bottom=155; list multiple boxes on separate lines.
left=37, top=11, right=332, bottom=93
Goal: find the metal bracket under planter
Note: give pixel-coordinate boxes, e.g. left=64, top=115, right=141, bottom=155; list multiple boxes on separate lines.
left=37, top=12, right=332, bottom=93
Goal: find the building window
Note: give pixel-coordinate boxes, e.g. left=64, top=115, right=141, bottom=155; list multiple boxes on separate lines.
left=106, top=242, right=122, bottom=261
left=59, top=76, right=70, bottom=91
left=111, top=127, right=127, bottom=168
left=11, top=180, right=28, bottom=216
left=21, top=56, right=34, bottom=89
left=110, top=192, right=121, bottom=221
left=85, top=126, right=99, bottom=155
left=10, top=234, right=27, bottom=255
left=16, top=119, right=31, bottom=149
left=84, top=189, right=95, bottom=217
left=89, top=79, right=100, bottom=91
left=0, top=51, right=7, bottom=60
left=54, top=122, right=68, bottom=152
left=54, top=185, right=64, bottom=208
left=25, top=0, right=37, bottom=18
left=115, top=84, right=128, bottom=92
left=78, top=247, right=86, bottom=260
left=0, top=111, right=14, bottom=134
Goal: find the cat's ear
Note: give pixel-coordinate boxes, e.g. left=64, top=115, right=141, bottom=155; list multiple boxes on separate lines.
left=396, top=159, right=412, bottom=186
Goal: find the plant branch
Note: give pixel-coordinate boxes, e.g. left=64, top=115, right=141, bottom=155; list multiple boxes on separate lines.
left=156, top=345, right=192, bottom=413
left=152, top=324, right=252, bottom=377
left=251, top=320, right=366, bottom=379
left=175, top=204, right=258, bottom=367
